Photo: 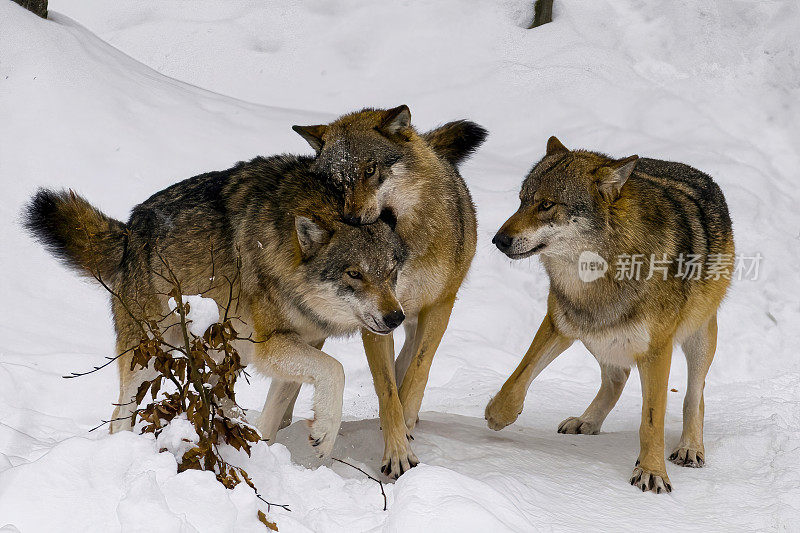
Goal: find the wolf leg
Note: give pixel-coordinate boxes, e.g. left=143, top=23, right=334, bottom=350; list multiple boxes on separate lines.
left=630, top=342, right=672, bottom=493
left=670, top=313, right=716, bottom=468
left=393, top=319, right=418, bottom=385
left=362, top=329, right=418, bottom=479
left=397, top=295, right=456, bottom=431
left=558, top=362, right=630, bottom=435
left=110, top=346, right=138, bottom=433
left=110, top=340, right=157, bottom=433
left=258, top=340, right=324, bottom=441
left=278, top=382, right=301, bottom=430
left=485, top=313, right=573, bottom=431
left=251, top=333, right=343, bottom=458
left=256, top=380, right=302, bottom=443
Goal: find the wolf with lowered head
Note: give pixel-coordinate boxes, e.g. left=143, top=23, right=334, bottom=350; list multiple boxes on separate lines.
left=486, top=136, right=734, bottom=493
left=24, top=154, right=407, bottom=457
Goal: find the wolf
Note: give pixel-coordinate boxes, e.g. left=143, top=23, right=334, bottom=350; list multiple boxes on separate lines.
left=265, top=106, right=487, bottom=478
left=485, top=136, right=734, bottom=493
left=24, top=154, right=408, bottom=456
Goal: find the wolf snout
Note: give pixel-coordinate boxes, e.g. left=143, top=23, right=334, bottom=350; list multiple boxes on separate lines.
left=492, top=231, right=513, bottom=252
left=382, top=310, right=405, bottom=330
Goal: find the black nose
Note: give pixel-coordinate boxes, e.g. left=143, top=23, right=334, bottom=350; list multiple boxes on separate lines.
left=492, top=232, right=513, bottom=251
left=383, top=310, right=405, bottom=330
left=343, top=214, right=361, bottom=226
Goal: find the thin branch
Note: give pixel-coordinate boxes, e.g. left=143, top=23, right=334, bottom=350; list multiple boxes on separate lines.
left=64, top=346, right=135, bottom=378
left=331, top=457, right=387, bottom=511
left=256, top=494, right=291, bottom=513
left=88, top=411, right=140, bottom=433
left=205, top=247, right=217, bottom=294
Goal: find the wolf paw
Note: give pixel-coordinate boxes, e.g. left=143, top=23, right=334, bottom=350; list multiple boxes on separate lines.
left=307, top=417, right=339, bottom=458
left=669, top=447, right=705, bottom=468
left=557, top=416, right=600, bottom=435
left=485, top=391, right=522, bottom=431
left=630, top=465, right=672, bottom=494
left=380, top=435, right=419, bottom=479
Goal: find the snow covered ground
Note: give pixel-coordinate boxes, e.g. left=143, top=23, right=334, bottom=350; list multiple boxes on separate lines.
left=1, top=0, right=798, bottom=530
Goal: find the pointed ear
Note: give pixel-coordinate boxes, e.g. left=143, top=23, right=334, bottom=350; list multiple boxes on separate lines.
left=422, top=120, right=488, bottom=167
left=596, top=155, right=639, bottom=202
left=380, top=105, right=411, bottom=135
left=292, top=125, right=327, bottom=153
left=295, top=216, right=331, bottom=258
left=546, top=136, right=569, bottom=156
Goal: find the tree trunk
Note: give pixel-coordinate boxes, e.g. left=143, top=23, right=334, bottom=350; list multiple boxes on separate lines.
left=12, top=0, right=47, bottom=19
left=529, top=0, right=553, bottom=29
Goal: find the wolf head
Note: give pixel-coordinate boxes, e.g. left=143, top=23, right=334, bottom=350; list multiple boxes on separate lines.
left=295, top=215, right=408, bottom=335
left=293, top=106, right=487, bottom=224
left=493, top=136, right=639, bottom=260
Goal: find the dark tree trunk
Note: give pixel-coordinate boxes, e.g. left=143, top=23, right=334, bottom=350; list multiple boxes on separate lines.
left=12, top=0, right=48, bottom=19
left=530, top=0, right=553, bottom=28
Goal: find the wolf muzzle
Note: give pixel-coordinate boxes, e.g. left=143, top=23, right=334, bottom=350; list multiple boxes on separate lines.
left=382, top=310, right=405, bottom=330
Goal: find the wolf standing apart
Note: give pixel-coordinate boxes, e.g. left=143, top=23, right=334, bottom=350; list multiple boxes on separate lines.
left=24, top=156, right=408, bottom=457
left=264, top=106, right=487, bottom=478
left=485, top=136, right=734, bottom=493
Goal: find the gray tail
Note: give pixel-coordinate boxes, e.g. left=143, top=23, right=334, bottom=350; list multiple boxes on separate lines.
left=24, top=188, right=127, bottom=284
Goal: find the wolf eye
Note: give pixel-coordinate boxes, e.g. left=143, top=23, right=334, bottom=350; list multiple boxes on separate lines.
left=539, top=200, right=555, bottom=211
left=347, top=270, right=363, bottom=280
left=364, top=163, right=376, bottom=178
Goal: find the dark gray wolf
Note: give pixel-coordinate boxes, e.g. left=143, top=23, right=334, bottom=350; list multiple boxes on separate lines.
left=24, top=154, right=408, bottom=456
left=485, top=136, right=734, bottom=493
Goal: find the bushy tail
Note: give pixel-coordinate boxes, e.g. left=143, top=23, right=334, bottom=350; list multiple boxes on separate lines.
left=423, top=120, right=488, bottom=167
left=24, top=188, right=127, bottom=284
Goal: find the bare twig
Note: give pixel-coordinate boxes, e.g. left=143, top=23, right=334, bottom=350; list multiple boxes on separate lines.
left=256, top=494, right=291, bottom=513
left=331, top=457, right=387, bottom=511
left=88, top=411, right=140, bottom=433
left=63, top=346, right=135, bottom=378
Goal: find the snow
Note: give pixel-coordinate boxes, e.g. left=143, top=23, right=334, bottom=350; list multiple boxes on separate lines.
left=167, top=294, right=220, bottom=337
left=156, top=416, right=199, bottom=460
left=1, top=0, right=799, bottom=531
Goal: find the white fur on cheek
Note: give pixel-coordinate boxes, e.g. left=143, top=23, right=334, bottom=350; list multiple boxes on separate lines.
left=302, top=282, right=361, bottom=332
left=381, top=162, right=421, bottom=218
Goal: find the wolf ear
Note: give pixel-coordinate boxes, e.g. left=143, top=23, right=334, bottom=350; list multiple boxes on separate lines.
left=596, top=155, right=639, bottom=202
left=380, top=105, right=411, bottom=135
left=295, top=216, right=331, bottom=258
left=546, top=136, right=569, bottom=156
left=292, top=125, right=328, bottom=153
left=423, top=120, right=488, bottom=167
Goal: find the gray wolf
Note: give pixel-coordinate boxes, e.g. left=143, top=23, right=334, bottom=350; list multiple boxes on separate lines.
left=270, top=106, right=487, bottom=477
left=485, top=136, right=734, bottom=493
left=24, top=154, right=408, bottom=457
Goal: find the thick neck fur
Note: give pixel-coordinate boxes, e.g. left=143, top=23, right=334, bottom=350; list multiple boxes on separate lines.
left=541, top=198, right=650, bottom=331
left=389, top=134, right=452, bottom=242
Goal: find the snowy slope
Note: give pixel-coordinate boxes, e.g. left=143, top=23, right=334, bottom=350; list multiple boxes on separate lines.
left=1, top=0, right=799, bottom=531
